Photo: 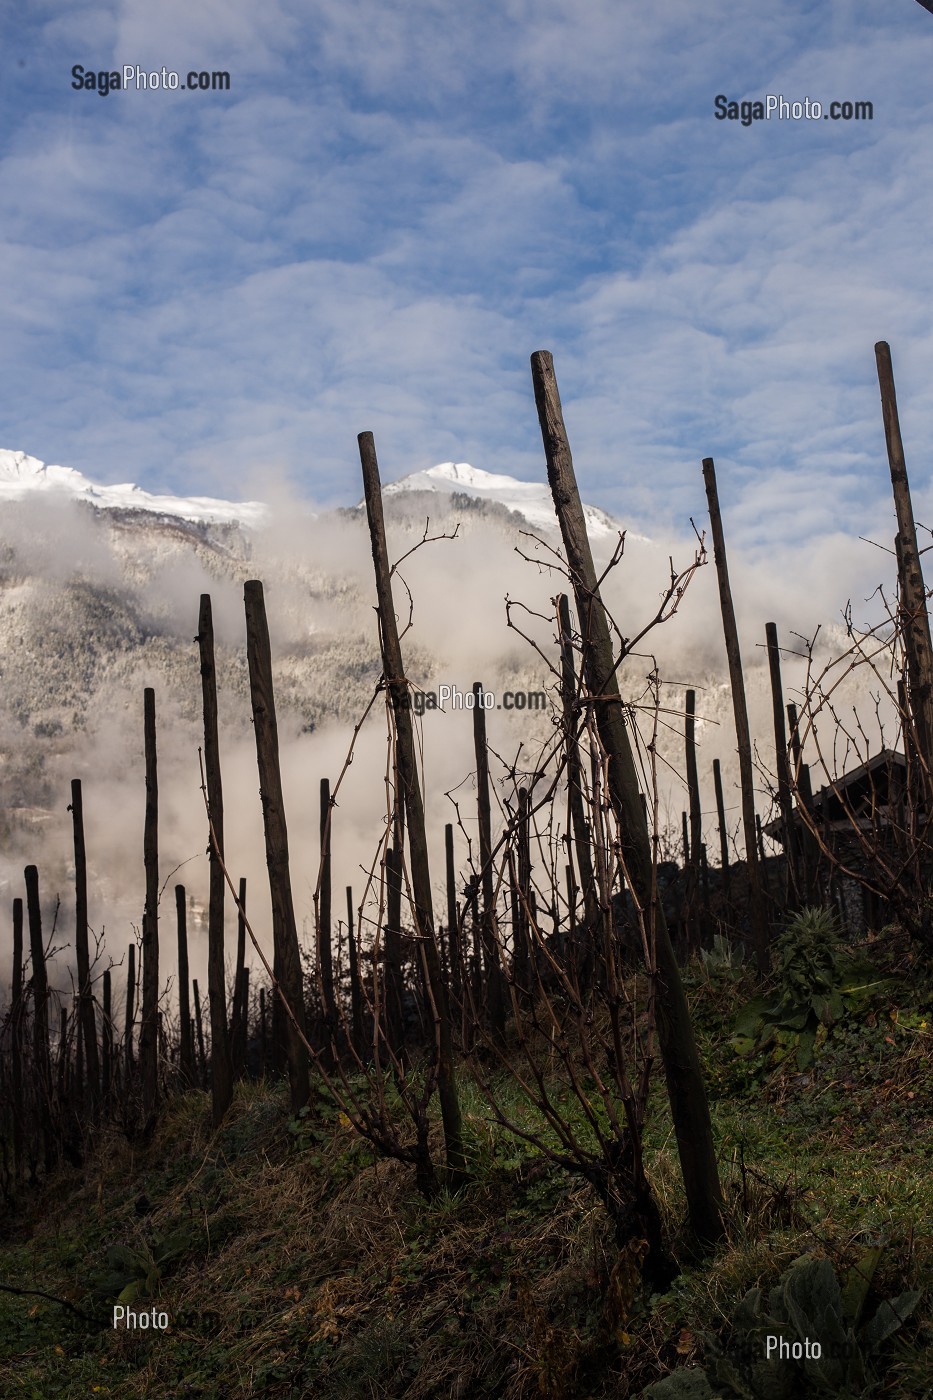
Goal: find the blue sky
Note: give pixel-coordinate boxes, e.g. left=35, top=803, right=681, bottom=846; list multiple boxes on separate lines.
left=3, top=0, right=933, bottom=551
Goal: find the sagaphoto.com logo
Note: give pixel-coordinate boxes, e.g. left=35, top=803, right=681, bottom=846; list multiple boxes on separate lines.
left=714, top=93, right=873, bottom=126
left=71, top=64, right=231, bottom=95
left=410, top=684, right=547, bottom=716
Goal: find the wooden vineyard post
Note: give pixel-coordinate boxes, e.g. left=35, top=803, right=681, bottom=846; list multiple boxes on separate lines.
left=244, top=580, right=310, bottom=1111
left=468, top=879, right=483, bottom=1022
left=346, top=885, right=365, bottom=1058
left=684, top=690, right=703, bottom=951
left=176, top=886, right=194, bottom=1086
left=712, top=759, right=731, bottom=900
left=101, top=969, right=113, bottom=1106
left=317, top=778, right=339, bottom=1065
left=57, top=1005, right=69, bottom=1105
left=259, top=987, right=267, bottom=1078
left=765, top=622, right=799, bottom=911
left=237, top=969, right=250, bottom=1074
left=514, top=788, right=533, bottom=992
left=558, top=594, right=599, bottom=990
left=876, top=342, right=933, bottom=781
left=787, top=704, right=819, bottom=904
left=438, top=919, right=449, bottom=998
left=70, top=780, right=100, bottom=1110
left=192, top=979, right=207, bottom=1086
left=383, top=843, right=405, bottom=1055
left=198, top=596, right=233, bottom=1124
left=140, top=688, right=160, bottom=1121
left=472, top=683, right=506, bottom=1039
left=702, top=457, right=770, bottom=974
left=359, top=430, right=466, bottom=1179
left=24, top=866, right=54, bottom=1171
left=230, top=878, right=248, bottom=1079
left=124, top=942, right=136, bottom=1081
left=532, top=351, right=723, bottom=1244
left=11, top=898, right=25, bottom=1181
left=74, top=994, right=84, bottom=1110
left=700, top=844, right=712, bottom=928
left=756, top=816, right=774, bottom=909
left=444, top=827, right=462, bottom=1006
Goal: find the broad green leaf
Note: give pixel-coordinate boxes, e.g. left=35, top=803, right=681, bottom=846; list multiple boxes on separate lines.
left=863, top=1291, right=921, bottom=1351
left=840, top=1246, right=883, bottom=1327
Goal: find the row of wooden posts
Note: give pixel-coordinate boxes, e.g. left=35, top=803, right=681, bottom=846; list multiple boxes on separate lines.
left=0, top=603, right=837, bottom=1173
left=3, top=341, right=929, bottom=1245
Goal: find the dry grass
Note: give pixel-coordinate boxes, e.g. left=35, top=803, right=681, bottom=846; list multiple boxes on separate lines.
left=1, top=959, right=930, bottom=1399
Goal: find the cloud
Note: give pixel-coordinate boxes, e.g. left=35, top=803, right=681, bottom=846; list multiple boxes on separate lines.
left=0, top=0, right=932, bottom=579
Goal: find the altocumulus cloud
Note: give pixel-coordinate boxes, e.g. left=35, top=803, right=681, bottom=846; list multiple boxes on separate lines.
left=0, top=0, right=931, bottom=575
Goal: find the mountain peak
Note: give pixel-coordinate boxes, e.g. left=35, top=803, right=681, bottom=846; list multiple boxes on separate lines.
left=418, top=462, right=530, bottom=492
left=384, top=460, right=627, bottom=540
left=0, top=450, right=86, bottom=490
left=1, top=448, right=632, bottom=544
left=0, top=449, right=267, bottom=528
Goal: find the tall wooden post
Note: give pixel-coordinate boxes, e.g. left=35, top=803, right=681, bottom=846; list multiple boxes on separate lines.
left=124, top=942, right=136, bottom=1080
left=11, top=898, right=25, bottom=1180
left=712, top=759, right=731, bottom=898
left=198, top=596, right=233, bottom=1124
left=57, top=1005, right=69, bottom=1104
left=444, top=826, right=462, bottom=1006
left=230, top=878, right=248, bottom=1079
left=684, top=694, right=702, bottom=848
left=237, top=968, right=250, bottom=1074
left=756, top=816, right=773, bottom=909
left=318, top=777, right=339, bottom=1063
left=532, top=351, right=723, bottom=1244
left=69, top=780, right=100, bottom=1110
left=786, top=701, right=802, bottom=772
left=684, top=689, right=703, bottom=950
left=472, top=683, right=506, bottom=1038
left=678, top=813, right=690, bottom=951
left=244, top=580, right=310, bottom=1111
left=876, top=342, right=933, bottom=777
left=702, top=457, right=769, bottom=974
left=558, top=594, right=599, bottom=989
left=765, top=622, right=799, bottom=910
left=384, top=843, right=405, bottom=1054
left=787, top=702, right=817, bottom=903
left=192, top=978, right=207, bottom=1087
left=359, top=431, right=465, bottom=1178
left=101, top=968, right=113, bottom=1105
left=176, top=885, right=194, bottom=1086
left=258, top=986, right=267, bottom=1078
left=140, top=688, right=160, bottom=1120
left=346, top=885, right=365, bottom=1058
left=699, top=843, right=712, bottom=928
left=469, top=879, right=483, bottom=1011
left=25, top=866, right=54, bottom=1171
left=514, top=788, right=533, bottom=993
left=507, top=851, right=525, bottom=1005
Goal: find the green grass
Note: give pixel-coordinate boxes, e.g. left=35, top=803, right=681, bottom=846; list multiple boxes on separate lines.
left=1, top=951, right=930, bottom=1399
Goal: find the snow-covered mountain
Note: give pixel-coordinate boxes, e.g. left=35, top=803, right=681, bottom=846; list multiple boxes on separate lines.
left=2, top=445, right=615, bottom=817
left=0, top=449, right=268, bottom=529
left=382, top=461, right=626, bottom=540
left=1, top=450, right=629, bottom=543
left=2, top=444, right=620, bottom=949
left=0, top=442, right=890, bottom=974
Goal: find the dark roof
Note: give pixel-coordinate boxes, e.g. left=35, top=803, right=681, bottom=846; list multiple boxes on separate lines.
left=764, top=748, right=908, bottom=840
